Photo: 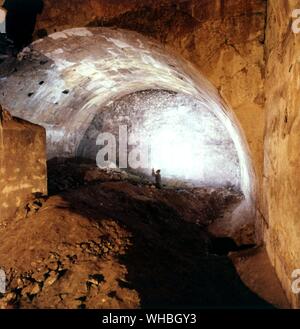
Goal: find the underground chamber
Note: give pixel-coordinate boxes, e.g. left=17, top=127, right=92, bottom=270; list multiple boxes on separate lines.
left=0, top=27, right=266, bottom=309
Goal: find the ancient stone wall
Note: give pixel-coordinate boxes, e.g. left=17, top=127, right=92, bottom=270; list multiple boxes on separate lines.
left=33, top=0, right=267, bottom=233
left=263, top=0, right=300, bottom=308
left=0, top=108, right=47, bottom=223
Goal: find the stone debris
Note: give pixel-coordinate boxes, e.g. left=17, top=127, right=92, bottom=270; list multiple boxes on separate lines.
left=0, top=232, right=126, bottom=309
left=44, top=271, right=59, bottom=288
left=23, top=193, right=48, bottom=218
left=79, top=235, right=123, bottom=258
left=0, top=160, right=249, bottom=309
left=87, top=274, right=105, bottom=287
left=47, top=160, right=132, bottom=195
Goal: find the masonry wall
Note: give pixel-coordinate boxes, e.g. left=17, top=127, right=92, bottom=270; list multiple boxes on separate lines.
left=0, top=110, right=47, bottom=223
left=264, top=0, right=300, bottom=308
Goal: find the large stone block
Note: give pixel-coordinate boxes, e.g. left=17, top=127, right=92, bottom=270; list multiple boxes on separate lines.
left=0, top=107, right=47, bottom=223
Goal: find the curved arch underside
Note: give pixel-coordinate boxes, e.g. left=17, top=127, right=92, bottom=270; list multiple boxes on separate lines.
left=0, top=27, right=255, bottom=205
left=80, top=90, right=241, bottom=188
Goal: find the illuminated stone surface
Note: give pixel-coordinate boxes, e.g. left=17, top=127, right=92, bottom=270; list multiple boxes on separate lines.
left=80, top=90, right=241, bottom=187
left=0, top=27, right=254, bottom=203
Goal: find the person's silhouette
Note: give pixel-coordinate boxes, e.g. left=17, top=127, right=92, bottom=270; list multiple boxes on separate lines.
left=3, top=0, right=44, bottom=50
left=152, top=168, right=162, bottom=189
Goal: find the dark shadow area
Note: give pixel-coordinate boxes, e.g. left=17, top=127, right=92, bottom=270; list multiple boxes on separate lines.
left=3, top=0, right=44, bottom=50
left=51, top=159, right=273, bottom=309
left=0, top=34, right=14, bottom=61
left=87, top=4, right=198, bottom=44
left=210, top=238, right=256, bottom=256
left=0, top=43, right=53, bottom=79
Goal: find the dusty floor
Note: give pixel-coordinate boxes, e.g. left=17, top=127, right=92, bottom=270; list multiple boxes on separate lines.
left=0, top=161, right=288, bottom=309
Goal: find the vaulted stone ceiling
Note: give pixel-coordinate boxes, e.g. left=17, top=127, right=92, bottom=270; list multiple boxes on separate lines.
left=0, top=27, right=251, bottom=195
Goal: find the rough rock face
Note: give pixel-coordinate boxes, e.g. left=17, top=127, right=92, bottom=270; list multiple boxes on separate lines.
left=0, top=107, right=47, bottom=224
left=264, top=0, right=300, bottom=309
left=33, top=0, right=267, bottom=236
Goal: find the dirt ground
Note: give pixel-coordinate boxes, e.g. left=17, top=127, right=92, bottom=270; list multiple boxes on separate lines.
left=0, top=161, right=288, bottom=309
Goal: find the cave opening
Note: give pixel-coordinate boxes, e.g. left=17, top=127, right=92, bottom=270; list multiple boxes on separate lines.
left=47, top=85, right=251, bottom=247
left=78, top=89, right=242, bottom=189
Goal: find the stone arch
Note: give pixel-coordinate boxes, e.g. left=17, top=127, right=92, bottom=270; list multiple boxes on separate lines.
left=0, top=27, right=257, bottom=222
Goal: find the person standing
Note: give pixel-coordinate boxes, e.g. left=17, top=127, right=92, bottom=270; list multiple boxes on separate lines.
left=152, top=168, right=162, bottom=189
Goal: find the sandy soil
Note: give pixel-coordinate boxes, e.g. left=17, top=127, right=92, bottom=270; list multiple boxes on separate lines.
left=0, top=162, right=284, bottom=309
